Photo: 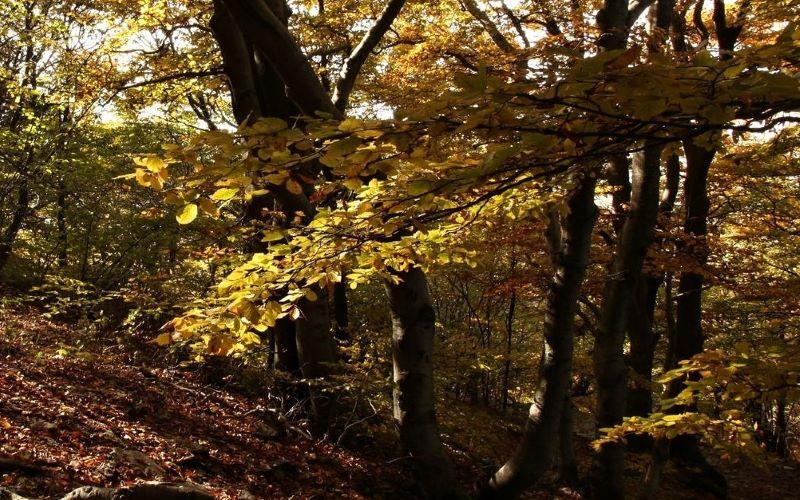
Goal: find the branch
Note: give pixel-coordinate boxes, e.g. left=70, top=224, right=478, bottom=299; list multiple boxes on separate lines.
left=332, top=0, right=408, bottom=112
left=221, top=0, right=341, bottom=118
left=693, top=0, right=709, bottom=42
left=628, top=0, right=656, bottom=27
left=116, top=68, right=224, bottom=91
left=461, top=0, right=516, bottom=54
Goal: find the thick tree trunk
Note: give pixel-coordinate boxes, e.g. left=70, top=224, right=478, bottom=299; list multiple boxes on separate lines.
left=384, top=267, right=456, bottom=498
left=295, top=285, right=339, bottom=428
left=212, top=0, right=338, bottom=399
left=661, top=141, right=726, bottom=498
left=626, top=151, right=679, bottom=418
left=592, top=142, right=662, bottom=499
left=332, top=276, right=349, bottom=342
left=558, top=394, right=580, bottom=487
left=0, top=180, right=29, bottom=274
left=485, top=176, right=597, bottom=498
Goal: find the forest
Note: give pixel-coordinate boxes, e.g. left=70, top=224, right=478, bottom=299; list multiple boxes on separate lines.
left=1, top=0, right=799, bottom=498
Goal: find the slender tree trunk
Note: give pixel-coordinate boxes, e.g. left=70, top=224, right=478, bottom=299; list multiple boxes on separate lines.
left=592, top=142, right=662, bottom=499
left=501, top=290, right=516, bottom=411
left=56, top=179, right=68, bottom=269
left=660, top=141, right=727, bottom=498
left=485, top=176, right=597, bottom=498
left=384, top=266, right=456, bottom=498
left=673, top=142, right=713, bottom=366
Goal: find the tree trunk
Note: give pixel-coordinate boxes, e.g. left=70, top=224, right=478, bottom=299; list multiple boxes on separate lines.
left=673, top=142, right=713, bottom=367
left=384, top=266, right=456, bottom=498
left=56, top=179, right=68, bottom=269
left=0, top=180, right=29, bottom=274
left=501, top=290, right=516, bottom=411
left=660, top=141, right=727, bottom=498
left=592, top=141, right=662, bottom=499
left=626, top=151, right=679, bottom=418
left=558, top=394, right=580, bottom=487
left=295, top=285, right=339, bottom=429
left=333, top=276, right=349, bottom=342
left=273, top=317, right=300, bottom=375
left=485, top=176, right=597, bottom=498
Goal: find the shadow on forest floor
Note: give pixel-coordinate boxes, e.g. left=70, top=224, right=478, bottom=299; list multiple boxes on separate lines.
left=1, top=297, right=798, bottom=499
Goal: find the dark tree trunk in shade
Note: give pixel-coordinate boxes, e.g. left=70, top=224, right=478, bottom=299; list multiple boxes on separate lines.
left=626, top=152, right=680, bottom=418
left=332, top=277, right=349, bottom=342
left=0, top=180, right=29, bottom=273
left=384, top=267, right=456, bottom=498
left=56, top=179, right=68, bottom=269
left=485, top=176, right=597, bottom=498
left=558, top=394, right=579, bottom=487
left=592, top=142, right=662, bottom=499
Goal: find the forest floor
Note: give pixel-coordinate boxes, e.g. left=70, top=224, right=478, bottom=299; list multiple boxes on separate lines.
left=1, top=294, right=799, bottom=499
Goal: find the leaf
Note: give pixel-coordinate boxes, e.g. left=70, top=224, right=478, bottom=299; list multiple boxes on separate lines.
left=252, top=117, right=288, bottom=134
left=407, top=179, right=432, bottom=196
left=211, top=187, right=238, bottom=200
left=286, top=179, right=303, bottom=195
left=176, top=203, right=198, bottom=224
left=198, top=198, right=219, bottom=217
left=134, top=156, right=167, bottom=172
left=153, top=332, right=173, bottom=346
left=262, top=230, right=285, bottom=242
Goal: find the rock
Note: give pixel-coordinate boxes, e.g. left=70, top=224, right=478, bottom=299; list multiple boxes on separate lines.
left=111, top=448, right=165, bottom=477
left=254, top=421, right=280, bottom=440
left=0, top=487, right=32, bottom=500
left=30, top=419, right=57, bottom=433
left=60, top=482, right=214, bottom=500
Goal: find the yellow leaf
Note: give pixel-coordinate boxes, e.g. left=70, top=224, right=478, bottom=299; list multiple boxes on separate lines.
left=262, top=230, right=285, bottom=242
left=211, top=187, right=238, bottom=200
left=343, top=178, right=362, bottom=190
left=153, top=332, right=173, bottom=346
left=176, top=204, right=198, bottom=224
left=134, top=156, right=167, bottom=172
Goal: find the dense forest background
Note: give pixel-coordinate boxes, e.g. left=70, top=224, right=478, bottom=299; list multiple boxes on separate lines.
left=1, top=0, right=800, bottom=498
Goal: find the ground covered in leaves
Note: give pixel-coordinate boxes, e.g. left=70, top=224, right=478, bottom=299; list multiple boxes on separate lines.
left=1, top=294, right=799, bottom=499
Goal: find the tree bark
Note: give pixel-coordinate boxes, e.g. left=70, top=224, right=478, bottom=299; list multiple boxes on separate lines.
left=485, top=176, right=597, bottom=498
left=501, top=290, right=516, bottom=411
left=332, top=276, right=349, bottom=342
left=56, top=179, right=68, bottom=269
left=384, top=266, right=456, bottom=498
left=0, top=180, right=29, bottom=274
left=558, top=394, right=580, bottom=487
left=592, top=141, right=662, bottom=499
left=624, top=0, right=677, bottom=418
